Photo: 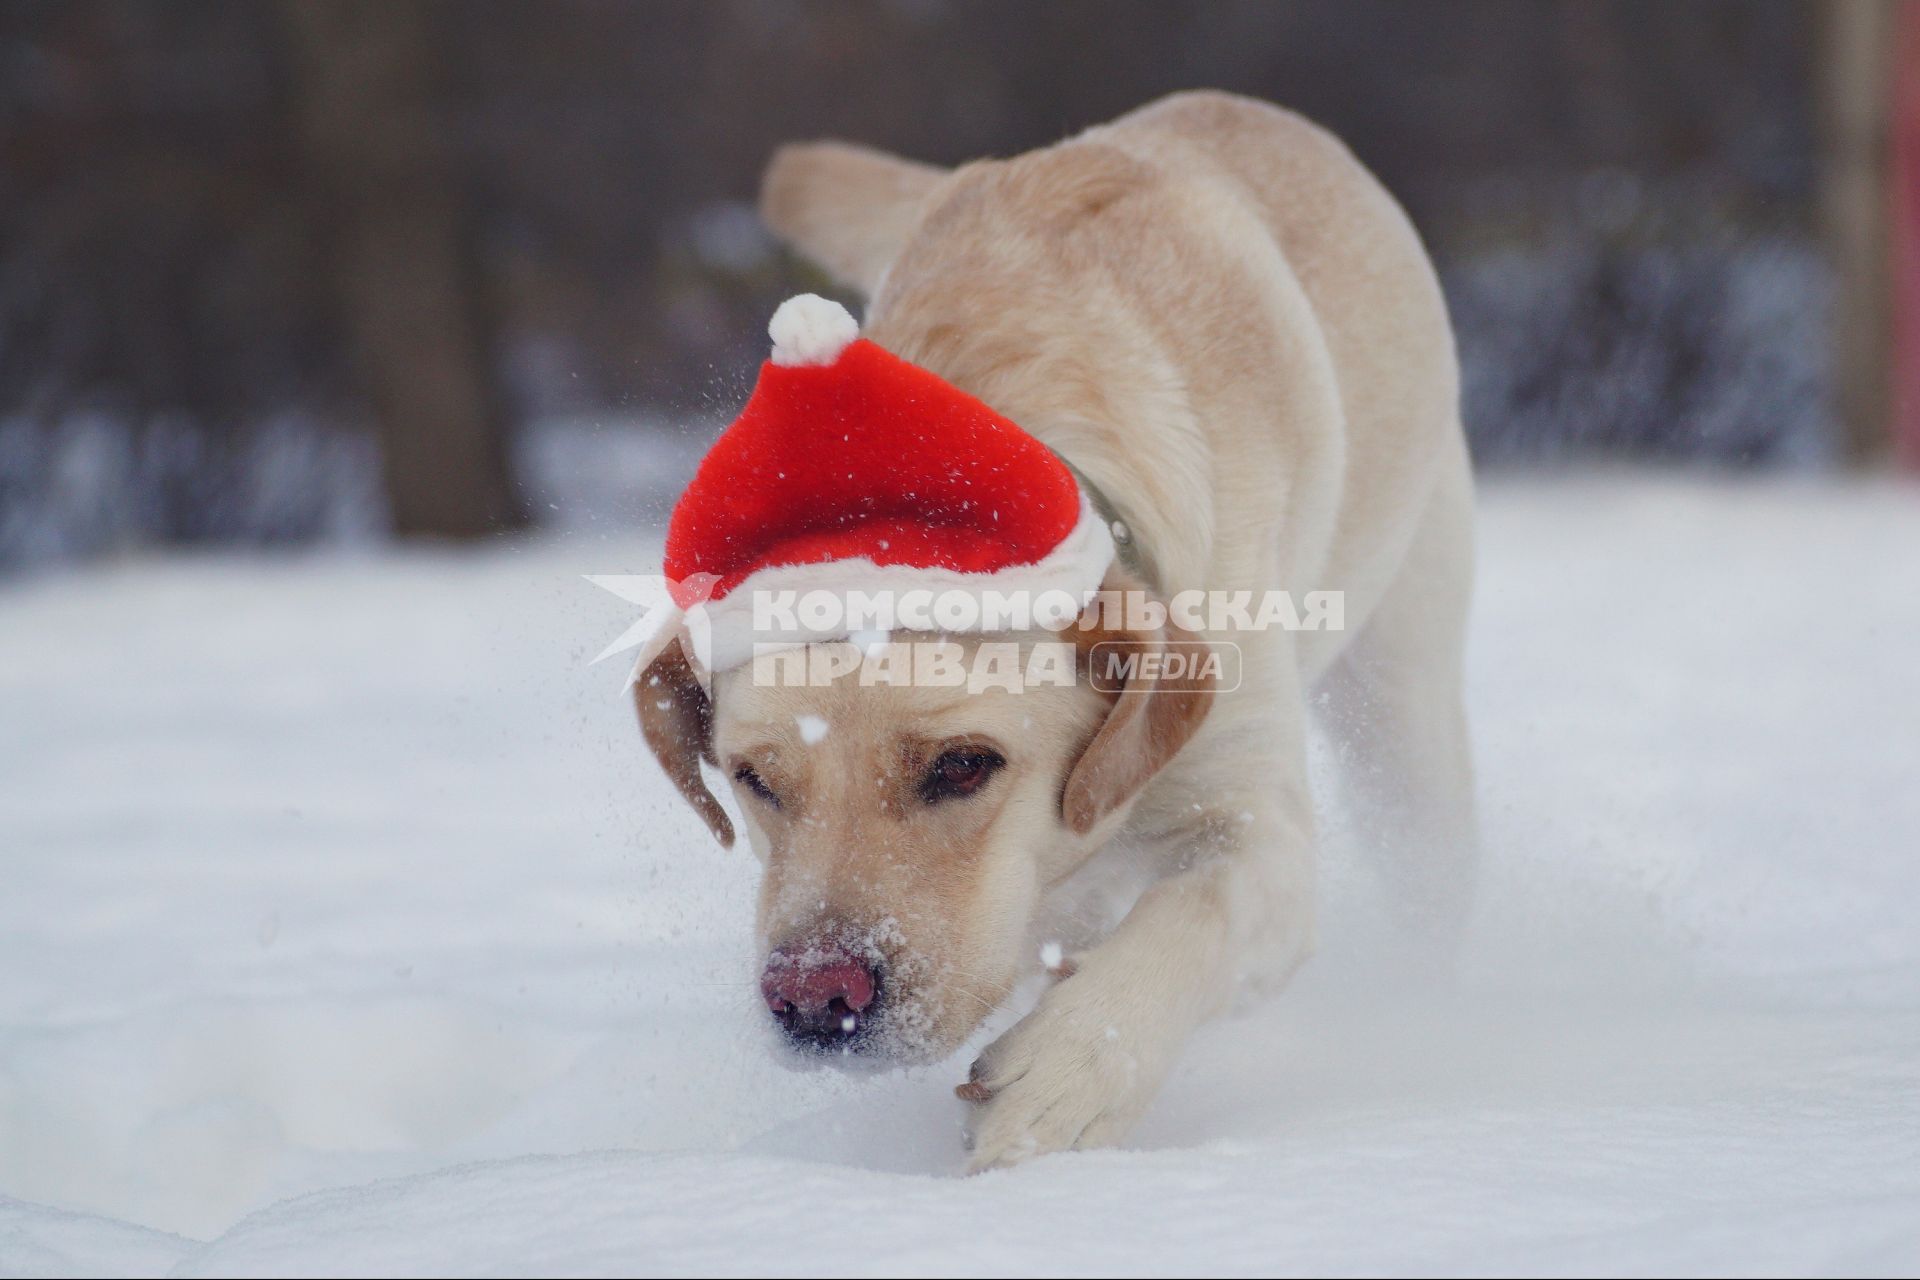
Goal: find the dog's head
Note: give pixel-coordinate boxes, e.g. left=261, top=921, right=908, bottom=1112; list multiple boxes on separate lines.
left=634, top=589, right=1213, bottom=1063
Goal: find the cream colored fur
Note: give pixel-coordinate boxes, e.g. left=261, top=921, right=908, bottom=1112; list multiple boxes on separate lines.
left=662, top=91, right=1476, bottom=1169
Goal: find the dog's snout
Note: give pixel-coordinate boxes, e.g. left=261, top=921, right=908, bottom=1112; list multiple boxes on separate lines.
left=760, top=943, right=880, bottom=1049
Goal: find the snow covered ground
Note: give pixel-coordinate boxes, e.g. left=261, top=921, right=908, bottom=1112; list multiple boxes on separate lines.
left=2, top=475, right=1917, bottom=1277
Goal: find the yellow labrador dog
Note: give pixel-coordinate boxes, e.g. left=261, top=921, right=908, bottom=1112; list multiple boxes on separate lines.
left=637, top=91, right=1475, bottom=1169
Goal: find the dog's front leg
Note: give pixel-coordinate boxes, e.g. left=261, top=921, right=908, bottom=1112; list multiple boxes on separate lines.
left=961, top=779, right=1313, bottom=1171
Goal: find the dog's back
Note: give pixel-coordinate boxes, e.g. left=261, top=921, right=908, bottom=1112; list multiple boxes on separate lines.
left=1085, top=93, right=1466, bottom=632
left=763, top=91, right=1467, bottom=663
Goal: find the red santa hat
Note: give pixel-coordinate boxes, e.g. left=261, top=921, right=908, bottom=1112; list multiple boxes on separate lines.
left=630, top=294, right=1115, bottom=676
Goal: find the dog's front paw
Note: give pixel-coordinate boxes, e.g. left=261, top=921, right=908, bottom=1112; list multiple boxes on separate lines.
left=957, top=966, right=1171, bottom=1171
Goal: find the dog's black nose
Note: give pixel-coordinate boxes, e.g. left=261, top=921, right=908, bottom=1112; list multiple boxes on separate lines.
left=761, top=944, right=879, bottom=1048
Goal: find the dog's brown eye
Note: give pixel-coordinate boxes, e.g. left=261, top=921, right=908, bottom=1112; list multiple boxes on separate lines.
left=920, top=748, right=1004, bottom=803
left=734, top=765, right=781, bottom=809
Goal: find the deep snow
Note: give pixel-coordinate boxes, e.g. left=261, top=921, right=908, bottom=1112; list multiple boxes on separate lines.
left=2, top=476, right=1917, bottom=1277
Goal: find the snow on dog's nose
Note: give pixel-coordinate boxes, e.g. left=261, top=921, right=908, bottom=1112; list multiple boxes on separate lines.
left=760, top=941, right=879, bottom=1050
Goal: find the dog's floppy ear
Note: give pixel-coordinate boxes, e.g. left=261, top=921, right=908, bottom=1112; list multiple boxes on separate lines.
left=1062, top=585, right=1217, bottom=835
left=634, top=636, right=734, bottom=847
left=759, top=140, right=946, bottom=295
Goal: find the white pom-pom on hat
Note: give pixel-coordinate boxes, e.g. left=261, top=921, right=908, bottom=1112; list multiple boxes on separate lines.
left=768, top=293, right=859, bottom=367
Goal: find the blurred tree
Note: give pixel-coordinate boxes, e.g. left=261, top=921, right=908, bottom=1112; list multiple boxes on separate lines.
left=280, top=0, right=521, bottom=537
left=1819, top=0, right=1896, bottom=465
left=1892, top=0, right=1920, bottom=470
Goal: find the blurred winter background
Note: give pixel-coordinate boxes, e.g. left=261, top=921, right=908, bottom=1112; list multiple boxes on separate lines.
left=3, top=0, right=1913, bottom=566
left=4, top=3, right=1920, bottom=1276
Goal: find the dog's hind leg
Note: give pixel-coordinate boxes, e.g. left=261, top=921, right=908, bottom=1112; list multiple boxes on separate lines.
left=1315, top=441, right=1478, bottom=963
